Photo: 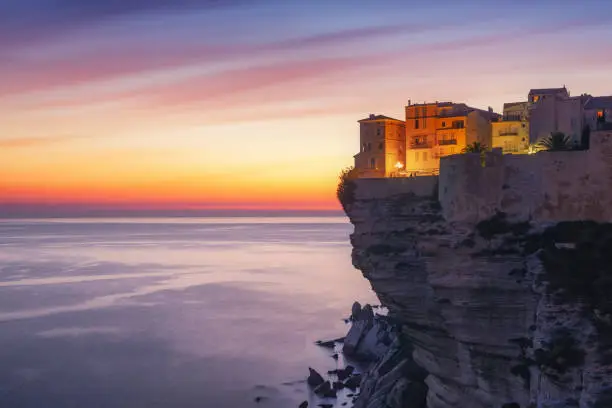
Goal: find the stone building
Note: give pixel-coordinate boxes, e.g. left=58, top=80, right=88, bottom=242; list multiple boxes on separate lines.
left=491, top=102, right=529, bottom=154
left=353, top=114, right=406, bottom=178
left=404, top=101, right=497, bottom=175
left=528, top=87, right=590, bottom=145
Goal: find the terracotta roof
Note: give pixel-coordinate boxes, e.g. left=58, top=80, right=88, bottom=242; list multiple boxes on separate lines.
left=358, top=114, right=403, bottom=122
left=584, top=96, right=612, bottom=110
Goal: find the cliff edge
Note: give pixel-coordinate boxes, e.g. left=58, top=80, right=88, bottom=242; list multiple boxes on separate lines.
left=343, top=132, right=612, bottom=408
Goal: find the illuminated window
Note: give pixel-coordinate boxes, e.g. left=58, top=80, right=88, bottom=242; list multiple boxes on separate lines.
left=370, top=158, right=376, bottom=169
left=597, top=110, right=604, bottom=118
left=532, top=95, right=540, bottom=103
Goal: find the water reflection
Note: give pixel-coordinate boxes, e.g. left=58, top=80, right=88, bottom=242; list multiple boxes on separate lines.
left=0, top=218, right=377, bottom=408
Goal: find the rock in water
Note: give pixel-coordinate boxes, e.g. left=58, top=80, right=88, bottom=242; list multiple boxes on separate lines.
left=336, top=365, right=355, bottom=381
left=314, top=381, right=337, bottom=398
left=351, top=301, right=362, bottom=320
left=307, top=367, right=324, bottom=387
left=298, top=401, right=308, bottom=408
left=344, top=374, right=362, bottom=390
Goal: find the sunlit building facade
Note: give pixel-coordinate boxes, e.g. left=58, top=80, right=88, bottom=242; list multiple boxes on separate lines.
left=354, top=115, right=406, bottom=178
left=491, top=102, right=529, bottom=154
left=404, top=101, right=496, bottom=175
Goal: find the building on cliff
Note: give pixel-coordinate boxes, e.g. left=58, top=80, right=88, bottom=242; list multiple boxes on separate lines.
left=404, top=101, right=498, bottom=176
left=528, top=86, right=591, bottom=146
left=491, top=102, right=530, bottom=154
left=584, top=96, right=612, bottom=132
left=353, top=114, right=406, bottom=178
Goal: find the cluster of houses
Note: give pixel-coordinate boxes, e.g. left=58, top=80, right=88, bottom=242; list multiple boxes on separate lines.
left=354, top=87, right=612, bottom=178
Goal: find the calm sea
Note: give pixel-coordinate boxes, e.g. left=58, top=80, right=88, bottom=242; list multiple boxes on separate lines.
left=0, top=217, right=377, bottom=408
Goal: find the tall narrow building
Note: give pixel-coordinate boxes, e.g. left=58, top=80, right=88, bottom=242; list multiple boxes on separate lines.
left=353, top=114, right=406, bottom=178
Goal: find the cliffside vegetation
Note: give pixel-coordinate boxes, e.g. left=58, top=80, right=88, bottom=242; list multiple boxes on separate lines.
left=337, top=166, right=357, bottom=211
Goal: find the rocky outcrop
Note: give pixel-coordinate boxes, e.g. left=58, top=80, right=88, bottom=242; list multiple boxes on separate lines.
left=344, top=177, right=612, bottom=408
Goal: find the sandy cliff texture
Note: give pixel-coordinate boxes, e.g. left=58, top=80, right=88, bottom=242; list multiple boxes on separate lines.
left=343, top=133, right=612, bottom=408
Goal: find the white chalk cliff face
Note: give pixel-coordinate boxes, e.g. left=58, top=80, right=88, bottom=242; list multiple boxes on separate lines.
left=343, top=160, right=612, bottom=408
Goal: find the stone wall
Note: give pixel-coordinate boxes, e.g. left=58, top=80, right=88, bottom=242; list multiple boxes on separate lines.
left=353, top=176, right=437, bottom=201
left=439, top=131, right=612, bottom=224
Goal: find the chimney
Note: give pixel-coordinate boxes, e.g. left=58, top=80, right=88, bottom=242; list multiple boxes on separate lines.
left=488, top=106, right=493, bottom=113
left=369, top=114, right=375, bottom=120
left=408, top=99, right=411, bottom=106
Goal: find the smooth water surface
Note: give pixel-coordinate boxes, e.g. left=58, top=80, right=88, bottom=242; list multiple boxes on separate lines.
left=0, top=217, right=377, bottom=408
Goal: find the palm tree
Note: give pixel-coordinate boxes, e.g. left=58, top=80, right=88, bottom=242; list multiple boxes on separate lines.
left=462, top=142, right=488, bottom=153
left=537, top=131, right=573, bottom=151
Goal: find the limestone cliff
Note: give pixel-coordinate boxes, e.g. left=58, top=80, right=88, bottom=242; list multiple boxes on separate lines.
left=343, top=132, right=612, bottom=408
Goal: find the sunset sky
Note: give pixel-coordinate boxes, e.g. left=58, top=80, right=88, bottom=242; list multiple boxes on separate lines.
left=2, top=0, right=612, bottom=214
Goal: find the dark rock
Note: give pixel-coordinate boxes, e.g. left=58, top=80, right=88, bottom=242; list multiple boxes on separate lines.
left=351, top=301, right=362, bottom=320
left=361, top=304, right=374, bottom=322
left=318, top=405, right=333, bottom=408
left=344, top=373, right=362, bottom=390
left=332, top=353, right=338, bottom=360
left=307, top=367, right=325, bottom=388
left=337, top=365, right=355, bottom=381
left=501, top=404, right=521, bottom=408
left=327, top=369, right=338, bottom=375
left=254, top=396, right=265, bottom=403
left=342, top=403, right=347, bottom=406
left=332, top=381, right=345, bottom=390
left=315, top=340, right=335, bottom=348
left=298, top=401, right=308, bottom=408
left=315, top=337, right=345, bottom=348
left=314, top=381, right=337, bottom=398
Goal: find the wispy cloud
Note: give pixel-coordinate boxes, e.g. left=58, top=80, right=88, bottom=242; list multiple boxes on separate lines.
left=0, top=135, right=85, bottom=148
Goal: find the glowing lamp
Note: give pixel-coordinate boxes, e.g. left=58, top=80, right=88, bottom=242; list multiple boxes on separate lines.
left=394, top=161, right=404, bottom=169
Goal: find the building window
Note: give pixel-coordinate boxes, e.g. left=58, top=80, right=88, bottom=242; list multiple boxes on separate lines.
left=367, top=142, right=372, bottom=151
left=532, top=95, right=540, bottom=103
left=423, top=152, right=428, bottom=161
left=452, top=120, right=464, bottom=129
left=450, top=147, right=455, bottom=154
left=362, top=143, right=366, bottom=152
left=379, top=142, right=383, bottom=150
left=370, top=158, right=376, bottom=169
left=414, top=119, right=419, bottom=129
left=377, top=128, right=381, bottom=136
left=442, top=121, right=446, bottom=127
left=597, top=110, right=605, bottom=120
left=415, top=152, right=419, bottom=162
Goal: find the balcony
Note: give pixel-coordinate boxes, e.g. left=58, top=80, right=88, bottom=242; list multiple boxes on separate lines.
left=410, top=141, right=433, bottom=149
left=498, top=130, right=519, bottom=136
left=438, top=139, right=457, bottom=145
